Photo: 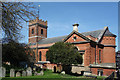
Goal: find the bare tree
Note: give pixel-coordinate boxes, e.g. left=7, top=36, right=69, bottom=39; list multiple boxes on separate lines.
left=1, top=2, right=37, bottom=40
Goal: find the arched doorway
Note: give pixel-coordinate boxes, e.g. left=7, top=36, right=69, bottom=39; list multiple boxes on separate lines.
left=53, top=66, right=56, bottom=73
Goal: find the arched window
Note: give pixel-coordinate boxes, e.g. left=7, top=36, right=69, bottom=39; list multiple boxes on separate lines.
left=46, top=51, right=48, bottom=61
left=41, top=29, right=43, bottom=34
left=39, top=51, right=42, bottom=61
left=74, top=47, right=78, bottom=52
left=99, top=50, right=101, bottom=63
left=33, top=51, right=36, bottom=61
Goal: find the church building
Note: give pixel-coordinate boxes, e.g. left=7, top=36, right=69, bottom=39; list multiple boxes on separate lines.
left=28, top=17, right=117, bottom=76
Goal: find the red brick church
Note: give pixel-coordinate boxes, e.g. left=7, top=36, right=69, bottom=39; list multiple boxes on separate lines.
left=28, top=17, right=117, bottom=76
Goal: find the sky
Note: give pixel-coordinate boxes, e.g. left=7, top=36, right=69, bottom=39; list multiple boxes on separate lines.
left=20, top=2, right=118, bottom=51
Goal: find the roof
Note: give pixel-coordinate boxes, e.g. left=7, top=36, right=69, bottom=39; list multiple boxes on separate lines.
left=81, top=29, right=105, bottom=38
left=29, top=27, right=116, bottom=45
left=104, top=29, right=116, bottom=37
left=63, top=30, right=92, bottom=42
left=37, top=35, right=67, bottom=44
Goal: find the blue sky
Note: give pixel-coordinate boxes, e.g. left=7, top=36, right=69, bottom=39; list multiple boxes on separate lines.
left=20, top=2, right=118, bottom=51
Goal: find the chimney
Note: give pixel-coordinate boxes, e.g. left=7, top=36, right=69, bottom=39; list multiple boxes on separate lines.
left=73, top=23, right=79, bottom=32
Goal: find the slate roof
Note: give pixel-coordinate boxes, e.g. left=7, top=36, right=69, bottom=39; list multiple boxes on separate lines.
left=29, top=28, right=116, bottom=45
left=104, top=30, right=116, bottom=37
left=37, top=35, right=67, bottom=44
left=81, top=29, right=105, bottom=38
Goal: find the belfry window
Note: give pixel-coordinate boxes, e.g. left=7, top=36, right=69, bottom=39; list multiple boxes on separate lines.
left=41, top=29, right=43, bottom=34
left=39, top=51, right=42, bottom=61
left=32, top=29, right=34, bottom=34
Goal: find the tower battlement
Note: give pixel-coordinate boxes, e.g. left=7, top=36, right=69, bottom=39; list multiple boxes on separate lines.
left=29, top=17, right=47, bottom=26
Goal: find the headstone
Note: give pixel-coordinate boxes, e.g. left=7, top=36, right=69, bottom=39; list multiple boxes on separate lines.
left=34, top=71, right=38, bottom=76
left=40, top=70, right=44, bottom=75
left=16, top=72, right=21, bottom=77
left=22, top=71, right=26, bottom=77
left=83, top=71, right=92, bottom=76
left=0, top=67, right=6, bottom=77
left=26, top=67, right=32, bottom=76
left=10, top=69, right=15, bottom=77
left=61, top=71, right=65, bottom=74
left=33, top=67, right=36, bottom=71
left=37, top=70, right=44, bottom=75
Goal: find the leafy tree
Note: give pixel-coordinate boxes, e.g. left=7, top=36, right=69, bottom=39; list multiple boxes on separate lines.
left=1, top=2, right=37, bottom=40
left=2, top=40, right=34, bottom=67
left=46, top=42, right=83, bottom=67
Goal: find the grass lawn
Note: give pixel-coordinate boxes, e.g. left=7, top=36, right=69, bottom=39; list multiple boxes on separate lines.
left=2, top=70, right=106, bottom=80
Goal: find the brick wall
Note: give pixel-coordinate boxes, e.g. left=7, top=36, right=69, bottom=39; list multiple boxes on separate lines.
left=65, top=33, right=105, bottom=66
left=38, top=49, right=49, bottom=61
left=28, top=18, right=47, bottom=43
left=91, top=67, right=116, bottom=76
left=100, top=36, right=116, bottom=63
left=103, top=47, right=116, bottom=63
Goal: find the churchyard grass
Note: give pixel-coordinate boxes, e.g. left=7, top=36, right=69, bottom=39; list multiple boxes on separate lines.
left=2, top=69, right=105, bottom=80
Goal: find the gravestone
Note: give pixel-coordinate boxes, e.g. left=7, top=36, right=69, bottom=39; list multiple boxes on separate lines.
left=37, top=70, right=44, bottom=75
left=0, top=67, right=6, bottom=77
left=26, top=67, right=32, bottom=76
left=33, top=67, right=36, bottom=71
left=10, top=69, right=15, bottom=77
left=83, top=71, right=92, bottom=76
left=61, top=71, right=65, bottom=74
left=16, top=72, right=21, bottom=77
left=34, top=71, right=38, bottom=76
left=40, top=70, right=44, bottom=75
left=22, top=71, right=26, bottom=77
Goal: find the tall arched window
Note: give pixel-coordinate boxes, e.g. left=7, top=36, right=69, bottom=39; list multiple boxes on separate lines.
left=46, top=51, right=48, bottom=61
left=74, top=47, right=78, bottom=51
left=39, top=51, right=42, bottom=61
left=33, top=51, right=36, bottom=61
left=99, top=50, right=101, bottom=63
left=41, top=29, right=43, bottom=34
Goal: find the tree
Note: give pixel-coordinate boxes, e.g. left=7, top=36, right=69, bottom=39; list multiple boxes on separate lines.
left=2, top=40, right=34, bottom=67
left=1, top=2, right=37, bottom=40
left=46, top=42, right=83, bottom=73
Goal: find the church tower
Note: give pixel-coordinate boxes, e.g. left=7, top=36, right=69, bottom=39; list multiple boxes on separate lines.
left=28, top=17, right=48, bottom=43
